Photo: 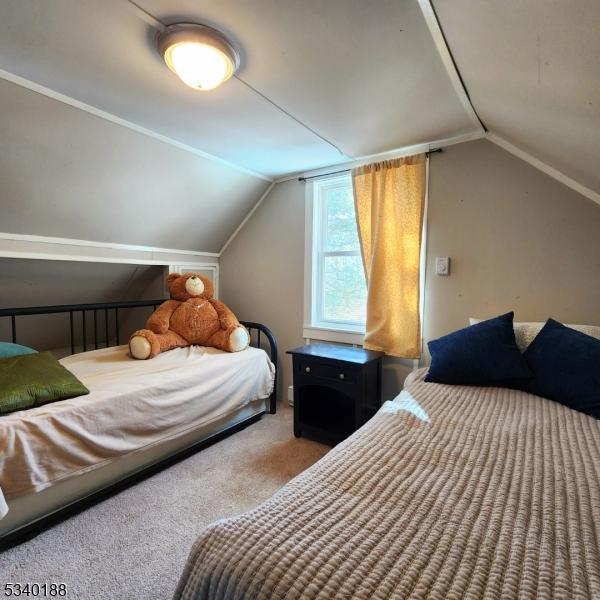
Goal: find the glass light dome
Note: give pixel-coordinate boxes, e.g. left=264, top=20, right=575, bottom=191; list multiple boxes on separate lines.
left=157, top=24, right=240, bottom=91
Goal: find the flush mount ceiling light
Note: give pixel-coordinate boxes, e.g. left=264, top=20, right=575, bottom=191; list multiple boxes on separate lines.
left=157, top=23, right=240, bottom=91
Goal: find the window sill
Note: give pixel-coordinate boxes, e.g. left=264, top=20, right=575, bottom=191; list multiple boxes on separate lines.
left=303, top=326, right=365, bottom=345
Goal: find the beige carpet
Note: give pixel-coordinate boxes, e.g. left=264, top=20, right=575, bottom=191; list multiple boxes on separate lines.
left=0, top=405, right=328, bottom=600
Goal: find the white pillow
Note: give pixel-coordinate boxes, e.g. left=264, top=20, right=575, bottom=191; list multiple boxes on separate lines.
left=468, top=318, right=600, bottom=352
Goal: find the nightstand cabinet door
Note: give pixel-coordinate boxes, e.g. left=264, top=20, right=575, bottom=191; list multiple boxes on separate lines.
left=287, top=345, right=383, bottom=446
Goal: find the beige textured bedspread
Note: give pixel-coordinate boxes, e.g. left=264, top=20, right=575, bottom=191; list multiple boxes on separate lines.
left=175, top=369, right=600, bottom=600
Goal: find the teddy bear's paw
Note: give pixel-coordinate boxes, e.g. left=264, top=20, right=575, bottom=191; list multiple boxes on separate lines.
left=230, top=327, right=250, bottom=352
left=130, top=335, right=152, bottom=359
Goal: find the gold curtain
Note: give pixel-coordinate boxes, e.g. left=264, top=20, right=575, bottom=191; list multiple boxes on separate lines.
left=352, top=154, right=426, bottom=358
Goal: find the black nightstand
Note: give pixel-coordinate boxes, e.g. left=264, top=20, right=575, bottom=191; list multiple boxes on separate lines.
left=287, top=344, right=384, bottom=445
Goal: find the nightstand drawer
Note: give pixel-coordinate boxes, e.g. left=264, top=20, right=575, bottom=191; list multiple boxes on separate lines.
left=298, top=360, right=357, bottom=384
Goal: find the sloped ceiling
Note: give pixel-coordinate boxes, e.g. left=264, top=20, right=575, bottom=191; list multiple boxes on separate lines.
left=432, top=0, right=600, bottom=196
left=0, top=0, right=596, bottom=259
left=0, top=78, right=269, bottom=252
left=0, top=0, right=479, bottom=179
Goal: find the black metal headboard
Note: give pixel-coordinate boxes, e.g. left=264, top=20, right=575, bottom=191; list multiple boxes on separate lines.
left=0, top=299, right=277, bottom=414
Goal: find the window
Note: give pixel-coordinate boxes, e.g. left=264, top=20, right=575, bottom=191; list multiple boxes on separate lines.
left=304, top=174, right=367, bottom=343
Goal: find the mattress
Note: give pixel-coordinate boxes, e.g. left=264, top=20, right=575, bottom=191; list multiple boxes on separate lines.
left=175, top=368, right=600, bottom=600
left=0, top=344, right=275, bottom=520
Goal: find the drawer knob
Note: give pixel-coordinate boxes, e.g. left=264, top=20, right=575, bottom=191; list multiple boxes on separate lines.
left=305, top=366, right=311, bottom=373
left=339, top=373, right=345, bottom=380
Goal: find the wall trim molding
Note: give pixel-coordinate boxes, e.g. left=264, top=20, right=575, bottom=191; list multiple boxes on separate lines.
left=125, top=0, right=165, bottom=31
left=275, top=130, right=485, bottom=184
left=0, top=232, right=220, bottom=266
left=416, top=0, right=600, bottom=206
left=0, top=68, right=272, bottom=183
left=220, top=131, right=485, bottom=256
left=219, top=182, right=276, bottom=255
left=0, top=233, right=219, bottom=257
left=417, top=0, right=485, bottom=133
left=487, top=133, right=600, bottom=206
left=0, top=251, right=218, bottom=268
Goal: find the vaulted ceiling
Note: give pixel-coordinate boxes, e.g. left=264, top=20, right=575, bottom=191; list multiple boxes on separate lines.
left=0, top=0, right=598, bottom=236
left=432, top=0, right=600, bottom=196
left=0, top=0, right=479, bottom=179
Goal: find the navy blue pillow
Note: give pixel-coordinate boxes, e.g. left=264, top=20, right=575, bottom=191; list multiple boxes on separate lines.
left=520, top=319, right=600, bottom=419
left=426, top=312, right=533, bottom=386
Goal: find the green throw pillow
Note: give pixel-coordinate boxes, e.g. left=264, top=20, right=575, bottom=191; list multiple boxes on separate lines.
left=0, top=351, right=89, bottom=415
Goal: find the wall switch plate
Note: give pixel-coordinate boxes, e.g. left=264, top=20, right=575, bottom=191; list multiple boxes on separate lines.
left=288, top=385, right=294, bottom=406
left=435, top=256, right=450, bottom=276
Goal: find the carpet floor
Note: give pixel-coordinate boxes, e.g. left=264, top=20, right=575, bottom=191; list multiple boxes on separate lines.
left=0, top=405, right=328, bottom=600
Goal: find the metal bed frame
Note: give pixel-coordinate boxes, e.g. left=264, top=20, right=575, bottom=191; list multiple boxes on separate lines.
left=0, top=299, right=278, bottom=548
left=0, top=298, right=277, bottom=414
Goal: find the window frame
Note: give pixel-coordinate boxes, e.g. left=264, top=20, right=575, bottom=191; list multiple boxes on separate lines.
left=303, top=173, right=366, bottom=345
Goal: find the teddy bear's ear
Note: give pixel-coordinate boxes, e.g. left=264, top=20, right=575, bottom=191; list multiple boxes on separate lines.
left=166, top=272, right=180, bottom=286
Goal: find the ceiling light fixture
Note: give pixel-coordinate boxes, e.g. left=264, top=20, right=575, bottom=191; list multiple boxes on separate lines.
left=157, top=23, right=240, bottom=91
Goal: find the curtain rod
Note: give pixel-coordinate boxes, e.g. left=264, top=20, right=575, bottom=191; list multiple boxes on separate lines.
left=298, top=148, right=442, bottom=182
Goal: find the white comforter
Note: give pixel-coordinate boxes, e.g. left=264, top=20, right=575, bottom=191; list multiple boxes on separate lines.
left=0, top=345, right=275, bottom=519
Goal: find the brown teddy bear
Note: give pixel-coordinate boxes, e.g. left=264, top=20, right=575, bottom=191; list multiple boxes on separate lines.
left=129, top=272, right=249, bottom=359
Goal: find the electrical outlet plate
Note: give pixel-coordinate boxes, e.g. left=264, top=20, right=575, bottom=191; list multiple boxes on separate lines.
left=435, top=256, right=450, bottom=276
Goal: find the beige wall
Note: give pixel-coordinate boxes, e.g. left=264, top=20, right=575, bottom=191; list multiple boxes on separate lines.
left=423, top=139, right=600, bottom=346
left=220, top=139, right=600, bottom=404
left=219, top=181, right=307, bottom=400
left=0, top=259, right=165, bottom=354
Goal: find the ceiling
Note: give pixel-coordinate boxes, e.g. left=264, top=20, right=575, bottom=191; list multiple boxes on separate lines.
left=433, top=0, right=600, bottom=195
left=0, top=0, right=478, bottom=179
left=0, top=77, right=269, bottom=253
left=0, top=0, right=597, bottom=197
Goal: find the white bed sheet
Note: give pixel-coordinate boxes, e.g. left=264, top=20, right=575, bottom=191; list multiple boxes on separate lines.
left=0, top=344, right=275, bottom=519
